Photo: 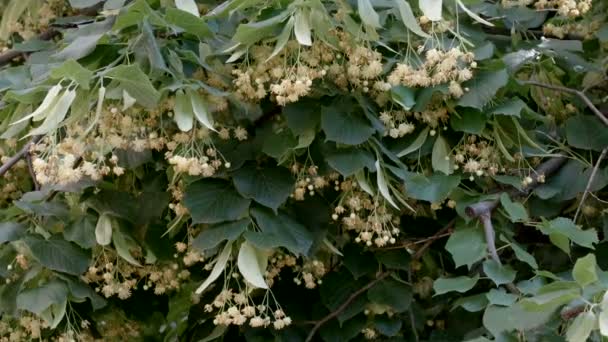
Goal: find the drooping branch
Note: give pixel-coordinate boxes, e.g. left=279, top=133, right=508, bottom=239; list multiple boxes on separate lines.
left=521, top=80, right=608, bottom=127
left=0, top=135, right=43, bottom=177
left=303, top=271, right=390, bottom=342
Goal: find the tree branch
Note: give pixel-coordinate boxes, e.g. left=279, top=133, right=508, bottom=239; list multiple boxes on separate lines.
left=573, top=148, right=608, bottom=223
left=304, top=271, right=390, bottom=342
left=412, top=218, right=456, bottom=260
left=521, top=80, right=608, bottom=127
left=0, top=30, right=60, bottom=67
left=0, top=135, right=43, bottom=177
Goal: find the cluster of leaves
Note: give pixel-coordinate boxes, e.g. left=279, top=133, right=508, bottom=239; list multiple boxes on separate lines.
left=0, top=0, right=607, bottom=341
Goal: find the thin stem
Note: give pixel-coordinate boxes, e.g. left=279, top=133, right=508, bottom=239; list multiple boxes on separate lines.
left=573, top=148, right=608, bottom=223
left=521, top=80, right=608, bottom=127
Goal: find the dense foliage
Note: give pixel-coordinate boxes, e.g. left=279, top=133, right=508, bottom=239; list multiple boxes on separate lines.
left=0, top=0, right=607, bottom=340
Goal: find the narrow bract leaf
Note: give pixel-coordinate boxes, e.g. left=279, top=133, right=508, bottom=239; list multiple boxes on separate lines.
left=12, top=84, right=62, bottom=125
left=268, top=16, right=294, bottom=61
left=294, top=9, right=312, bottom=46
left=122, top=90, right=136, bottom=111
left=355, top=170, right=375, bottom=197
left=175, top=0, right=200, bottom=17
left=397, top=127, right=429, bottom=157
left=174, top=90, right=194, bottom=132
left=600, top=310, right=608, bottom=336
left=394, top=0, right=431, bottom=38
left=375, top=160, right=399, bottom=209
left=188, top=89, right=217, bottom=131
left=358, top=0, right=381, bottom=28
left=112, top=229, right=141, bottom=267
left=237, top=241, right=268, bottom=289
left=457, top=0, right=494, bottom=27
left=28, top=89, right=77, bottom=137
left=95, top=213, right=112, bottom=246
left=419, top=0, right=442, bottom=21
left=196, top=241, right=233, bottom=294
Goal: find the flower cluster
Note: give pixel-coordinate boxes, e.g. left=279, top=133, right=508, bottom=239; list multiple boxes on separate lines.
left=543, top=20, right=602, bottom=39
left=452, top=135, right=504, bottom=179
left=204, top=289, right=292, bottom=330
left=387, top=48, right=475, bottom=98
left=290, top=164, right=338, bottom=201
left=379, top=110, right=416, bottom=138
left=332, top=179, right=401, bottom=248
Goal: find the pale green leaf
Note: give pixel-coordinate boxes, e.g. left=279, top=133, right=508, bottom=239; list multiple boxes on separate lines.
left=50, top=60, right=93, bottom=89
left=188, top=89, right=217, bottom=131
left=572, top=254, right=598, bottom=287
left=174, top=90, right=194, bottom=132
left=95, top=213, right=113, bottom=246
left=294, top=9, right=312, bottom=46
left=358, top=0, right=381, bottom=28
left=268, top=16, right=295, bottom=60
left=175, top=0, right=199, bottom=17
left=394, top=0, right=431, bottom=38
left=237, top=241, right=268, bottom=289
left=566, top=311, right=595, bottom=342
left=12, top=84, right=62, bottom=125
left=105, top=64, right=160, bottom=109
left=500, top=193, right=529, bottom=222
left=165, top=8, right=212, bottom=38
left=486, top=288, right=517, bottom=306
left=432, top=135, right=454, bottom=175
left=419, top=0, right=442, bottom=21
left=27, top=89, right=76, bottom=136
left=375, top=160, right=399, bottom=209
left=600, top=310, right=608, bottom=336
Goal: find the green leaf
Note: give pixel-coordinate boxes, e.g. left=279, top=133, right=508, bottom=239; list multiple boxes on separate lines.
left=500, top=193, right=529, bottom=222
left=188, top=89, right=216, bottom=131
left=321, top=101, right=375, bottom=145
left=539, top=217, right=598, bottom=250
left=433, top=275, right=479, bottom=295
left=508, top=240, right=538, bottom=269
left=0, top=222, right=25, bottom=244
left=565, top=115, right=608, bottom=151
left=232, top=163, right=293, bottom=212
left=27, top=89, right=76, bottom=136
left=112, top=228, right=141, bottom=267
left=520, top=282, right=580, bottom=311
left=192, top=219, right=249, bottom=252
left=483, top=303, right=556, bottom=337
left=375, top=160, right=399, bottom=209
left=375, top=250, right=411, bottom=271
left=486, top=288, right=517, bottom=306
left=237, top=241, right=268, bottom=289
left=282, top=99, right=321, bottom=136
left=175, top=0, right=199, bottom=17
left=419, top=0, right=443, bottom=21
left=165, top=8, right=212, bottom=39
left=63, top=216, right=96, bottom=249
left=450, top=107, right=486, bottom=134
left=250, top=206, right=313, bottom=256
left=49, top=60, right=93, bottom=89
left=233, top=11, right=291, bottom=45
left=566, top=311, right=595, bottom=342
left=343, top=245, right=377, bottom=279
left=105, top=64, right=161, bottom=109
left=16, top=279, right=68, bottom=328
left=268, top=16, right=295, bottom=60
left=24, top=235, right=90, bottom=275
left=390, top=86, right=416, bottom=110
left=183, top=179, right=251, bottom=224
left=572, top=254, right=598, bottom=287
left=458, top=69, right=509, bottom=109
left=445, top=227, right=486, bottom=268
left=453, top=293, right=489, bottom=312
left=482, top=260, right=516, bottom=286
left=54, top=19, right=113, bottom=60
left=403, top=172, right=460, bottom=202
left=326, top=148, right=375, bottom=177
left=140, top=20, right=168, bottom=72
left=431, top=135, right=454, bottom=175
left=488, top=98, right=527, bottom=117
left=367, top=278, right=412, bottom=312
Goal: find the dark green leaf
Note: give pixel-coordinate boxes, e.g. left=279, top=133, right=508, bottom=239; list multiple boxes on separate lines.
left=403, top=172, right=460, bottom=202
left=445, top=227, right=486, bottom=268
left=321, top=102, right=374, bottom=145
left=63, top=215, right=96, bottom=249
left=282, top=99, right=321, bottom=135
left=565, top=115, right=608, bottom=151
left=433, top=275, right=479, bottom=295
left=183, top=179, right=251, bottom=224
left=165, top=8, right=212, bottom=39
left=250, top=206, right=313, bottom=256
left=326, top=148, right=375, bottom=177
left=458, top=69, right=509, bottom=109
left=500, top=193, right=529, bottom=222
left=367, top=278, right=412, bottom=312
left=450, top=107, right=486, bottom=134
left=0, top=222, right=24, bottom=244
left=24, top=235, right=91, bottom=275
left=482, top=260, right=516, bottom=286
left=233, top=164, right=293, bottom=212
left=192, top=219, right=249, bottom=251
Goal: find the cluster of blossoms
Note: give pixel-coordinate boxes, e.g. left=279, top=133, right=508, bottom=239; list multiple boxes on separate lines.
left=543, top=20, right=602, bottom=39
left=264, top=252, right=327, bottom=289
left=379, top=110, right=416, bottom=138
left=387, top=48, right=475, bottom=99
left=501, top=0, right=592, bottom=17
left=332, top=179, right=401, bottom=248
left=82, top=250, right=196, bottom=298
left=0, top=143, right=27, bottom=203
left=204, top=289, right=292, bottom=330
left=290, top=164, right=338, bottom=200
left=333, top=38, right=388, bottom=92
left=231, top=41, right=329, bottom=105
left=0, top=315, right=48, bottom=342
left=165, top=129, right=234, bottom=178
left=452, top=135, right=504, bottom=179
